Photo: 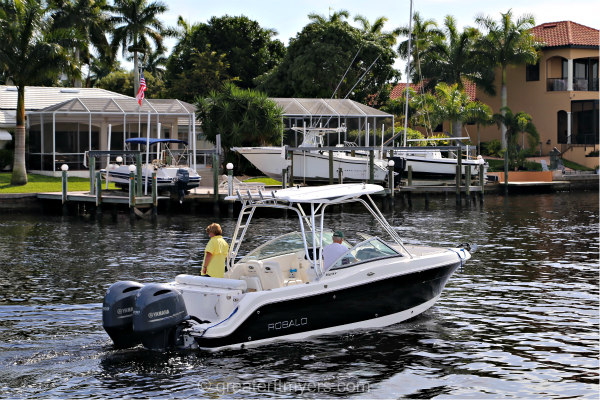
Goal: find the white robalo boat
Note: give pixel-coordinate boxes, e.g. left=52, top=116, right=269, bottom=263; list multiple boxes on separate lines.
left=103, top=138, right=201, bottom=195
left=392, top=148, right=488, bottom=178
left=102, top=184, right=471, bottom=351
left=233, top=127, right=389, bottom=183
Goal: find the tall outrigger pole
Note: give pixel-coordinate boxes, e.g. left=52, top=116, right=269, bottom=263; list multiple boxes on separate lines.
left=403, top=0, right=414, bottom=147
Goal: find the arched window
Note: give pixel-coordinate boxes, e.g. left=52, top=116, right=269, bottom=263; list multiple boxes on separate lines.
left=557, top=110, right=568, bottom=144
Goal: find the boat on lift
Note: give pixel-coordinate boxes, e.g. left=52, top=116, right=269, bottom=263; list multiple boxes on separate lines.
left=103, top=138, right=201, bottom=196
left=392, top=148, right=488, bottom=178
left=102, top=183, right=471, bottom=351
left=233, top=127, right=390, bottom=183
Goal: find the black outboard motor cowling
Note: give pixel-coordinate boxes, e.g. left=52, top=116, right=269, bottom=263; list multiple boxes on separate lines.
left=102, top=281, right=144, bottom=348
left=174, top=168, right=190, bottom=203
left=132, top=283, right=189, bottom=350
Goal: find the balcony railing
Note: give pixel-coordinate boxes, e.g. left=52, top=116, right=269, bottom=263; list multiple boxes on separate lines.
left=547, top=78, right=567, bottom=91
left=574, top=78, right=599, bottom=91
left=548, top=77, right=599, bottom=92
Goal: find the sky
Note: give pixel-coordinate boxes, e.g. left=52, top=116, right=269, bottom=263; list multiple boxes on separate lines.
left=141, top=0, right=600, bottom=72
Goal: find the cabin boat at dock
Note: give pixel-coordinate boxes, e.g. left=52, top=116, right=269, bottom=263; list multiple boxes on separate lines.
left=234, top=127, right=390, bottom=183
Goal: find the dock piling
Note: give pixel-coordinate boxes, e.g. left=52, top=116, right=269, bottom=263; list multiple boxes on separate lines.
left=288, top=151, right=294, bottom=186
left=152, top=172, right=157, bottom=208
left=455, top=165, right=461, bottom=204
left=213, top=153, right=219, bottom=203
left=135, top=154, right=142, bottom=197
left=95, top=172, right=102, bottom=207
left=61, top=166, right=68, bottom=205
left=89, top=157, right=95, bottom=195
left=369, top=150, right=375, bottom=184
left=329, top=151, right=334, bottom=185
left=479, top=166, right=485, bottom=204
left=465, top=165, right=471, bottom=197
left=128, top=170, right=135, bottom=208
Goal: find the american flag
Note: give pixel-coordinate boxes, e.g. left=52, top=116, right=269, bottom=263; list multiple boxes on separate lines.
left=136, top=71, right=147, bottom=105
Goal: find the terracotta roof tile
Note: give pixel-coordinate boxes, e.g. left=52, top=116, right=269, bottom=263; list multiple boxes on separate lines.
left=532, top=21, right=599, bottom=48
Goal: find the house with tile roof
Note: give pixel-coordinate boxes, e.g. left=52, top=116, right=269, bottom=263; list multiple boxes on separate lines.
left=390, top=21, right=598, bottom=168
left=476, top=21, right=598, bottom=168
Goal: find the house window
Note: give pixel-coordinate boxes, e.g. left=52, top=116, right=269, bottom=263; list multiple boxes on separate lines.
left=526, top=62, right=540, bottom=81
left=571, top=100, right=599, bottom=144
left=557, top=110, right=568, bottom=144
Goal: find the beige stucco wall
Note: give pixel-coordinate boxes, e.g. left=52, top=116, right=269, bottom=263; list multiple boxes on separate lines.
left=475, top=47, right=599, bottom=164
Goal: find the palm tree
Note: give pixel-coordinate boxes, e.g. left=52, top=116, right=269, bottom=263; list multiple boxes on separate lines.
left=88, top=52, right=121, bottom=87
left=466, top=103, right=493, bottom=155
left=307, top=9, right=350, bottom=25
left=427, top=83, right=490, bottom=139
left=0, top=0, right=73, bottom=185
left=396, top=11, right=443, bottom=81
left=196, top=82, right=283, bottom=170
left=50, top=0, right=112, bottom=87
left=493, top=107, right=539, bottom=173
left=130, top=46, right=167, bottom=79
left=476, top=10, right=540, bottom=149
left=419, top=16, right=494, bottom=94
left=354, top=15, right=399, bottom=46
left=110, top=0, right=171, bottom=96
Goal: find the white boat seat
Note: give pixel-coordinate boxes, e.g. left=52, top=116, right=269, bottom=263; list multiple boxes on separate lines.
left=241, top=276, right=262, bottom=292
left=175, top=274, right=247, bottom=291
left=260, top=261, right=285, bottom=290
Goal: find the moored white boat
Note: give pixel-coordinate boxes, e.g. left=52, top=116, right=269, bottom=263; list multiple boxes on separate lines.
left=102, top=183, right=471, bottom=351
left=392, top=148, right=488, bottom=178
left=234, top=127, right=389, bottom=183
left=103, top=138, right=201, bottom=195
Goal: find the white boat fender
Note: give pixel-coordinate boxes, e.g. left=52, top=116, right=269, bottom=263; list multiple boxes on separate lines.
left=197, top=306, right=239, bottom=338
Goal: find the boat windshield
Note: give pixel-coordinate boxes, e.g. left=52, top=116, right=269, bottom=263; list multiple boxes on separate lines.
left=329, top=238, right=400, bottom=270
left=240, top=231, right=349, bottom=262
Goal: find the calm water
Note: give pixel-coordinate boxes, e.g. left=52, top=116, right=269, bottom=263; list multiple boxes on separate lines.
left=0, top=192, right=598, bottom=398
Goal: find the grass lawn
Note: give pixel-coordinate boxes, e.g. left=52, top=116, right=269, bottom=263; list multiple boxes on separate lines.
left=0, top=173, right=116, bottom=193
left=562, top=159, right=595, bottom=171
left=243, top=176, right=282, bottom=186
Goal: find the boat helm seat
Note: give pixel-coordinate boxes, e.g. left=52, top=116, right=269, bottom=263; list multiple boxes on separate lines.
left=245, top=261, right=262, bottom=278
left=260, top=261, right=285, bottom=290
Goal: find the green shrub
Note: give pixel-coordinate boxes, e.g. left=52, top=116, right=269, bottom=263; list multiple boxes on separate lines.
left=486, top=159, right=504, bottom=172
left=481, top=140, right=502, bottom=157
left=0, top=149, right=13, bottom=170
left=522, top=160, right=542, bottom=171
left=586, top=150, right=599, bottom=157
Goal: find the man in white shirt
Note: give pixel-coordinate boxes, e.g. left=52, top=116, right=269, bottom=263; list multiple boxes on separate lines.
left=322, top=231, right=349, bottom=271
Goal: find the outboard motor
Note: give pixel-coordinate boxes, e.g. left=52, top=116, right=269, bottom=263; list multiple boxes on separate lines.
left=174, top=168, right=190, bottom=203
left=102, top=281, right=145, bottom=348
left=132, top=283, right=189, bottom=350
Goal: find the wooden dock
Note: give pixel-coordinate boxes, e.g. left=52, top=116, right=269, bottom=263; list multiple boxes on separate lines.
left=37, top=190, right=170, bottom=205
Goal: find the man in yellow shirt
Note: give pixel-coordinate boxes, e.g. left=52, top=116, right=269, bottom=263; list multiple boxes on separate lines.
left=201, top=223, right=229, bottom=278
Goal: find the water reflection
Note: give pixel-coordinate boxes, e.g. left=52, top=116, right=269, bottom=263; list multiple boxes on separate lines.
left=0, top=192, right=598, bottom=398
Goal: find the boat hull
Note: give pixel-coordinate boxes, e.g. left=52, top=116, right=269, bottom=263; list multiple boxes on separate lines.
left=193, top=260, right=459, bottom=349
left=234, top=147, right=389, bottom=183
left=104, top=165, right=201, bottom=190
left=392, top=154, right=487, bottom=178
